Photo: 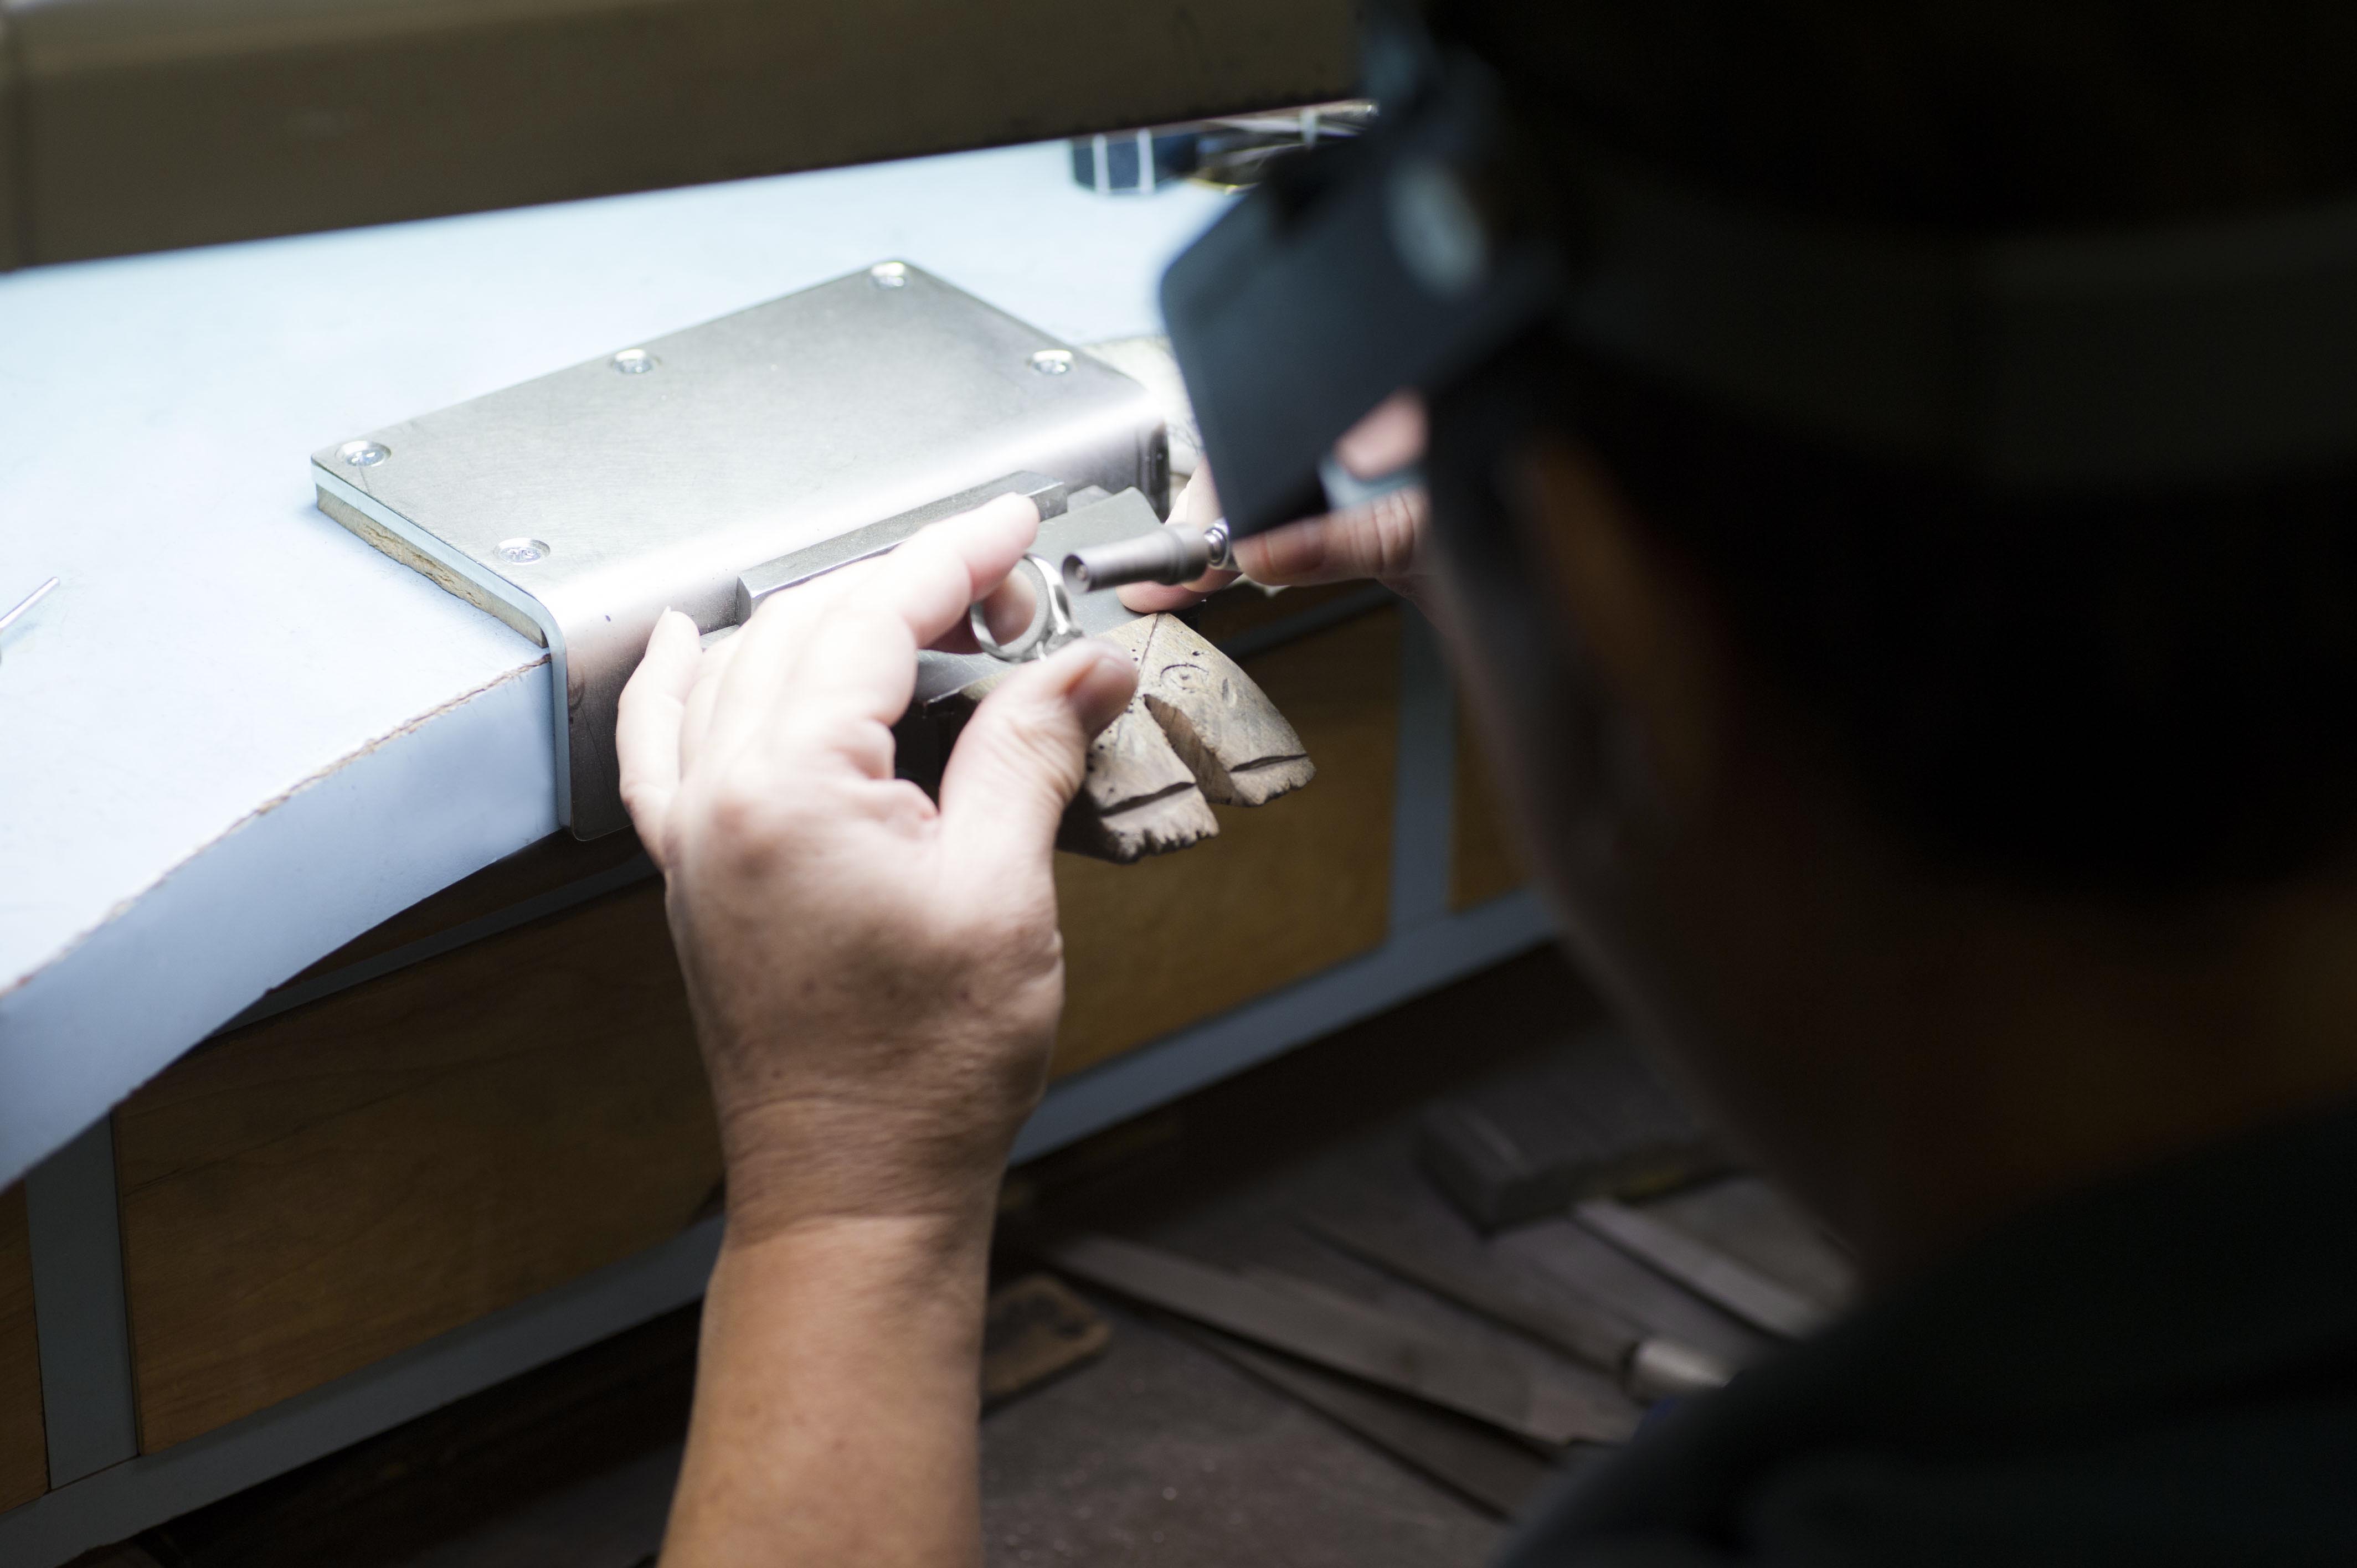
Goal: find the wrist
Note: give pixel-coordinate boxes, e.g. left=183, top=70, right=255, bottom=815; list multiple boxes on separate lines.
left=715, top=1096, right=1014, bottom=1250
left=712, top=1208, right=996, bottom=1343
left=718, top=1206, right=992, bottom=1275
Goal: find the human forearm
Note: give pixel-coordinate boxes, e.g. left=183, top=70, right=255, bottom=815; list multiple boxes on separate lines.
left=615, top=504, right=1132, bottom=1565
left=661, top=1209, right=995, bottom=1567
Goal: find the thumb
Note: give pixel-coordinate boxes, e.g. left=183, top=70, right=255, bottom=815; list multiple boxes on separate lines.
left=615, top=608, right=702, bottom=872
left=938, top=639, right=1136, bottom=873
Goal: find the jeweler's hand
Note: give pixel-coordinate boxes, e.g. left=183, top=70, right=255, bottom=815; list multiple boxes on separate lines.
left=1119, top=391, right=1431, bottom=612
left=615, top=494, right=1138, bottom=1242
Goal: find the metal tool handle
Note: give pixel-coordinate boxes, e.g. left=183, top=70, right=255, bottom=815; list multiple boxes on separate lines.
left=1624, top=1335, right=1733, bottom=1400
left=0, top=576, right=59, bottom=665
left=0, top=576, right=59, bottom=637
left=1061, top=455, right=1419, bottom=599
left=1062, top=522, right=1233, bottom=594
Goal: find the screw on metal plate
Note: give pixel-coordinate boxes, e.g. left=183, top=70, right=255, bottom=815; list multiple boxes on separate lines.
left=1030, top=349, right=1074, bottom=375
left=338, top=440, right=389, bottom=467
left=498, top=538, right=551, bottom=564
left=870, top=261, right=910, bottom=289
left=0, top=575, right=60, bottom=665
left=611, top=348, right=656, bottom=374
left=971, top=555, right=1080, bottom=663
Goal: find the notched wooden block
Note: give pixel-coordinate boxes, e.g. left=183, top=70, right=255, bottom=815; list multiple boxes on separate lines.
left=930, top=612, right=1316, bottom=864
left=1058, top=690, right=1222, bottom=862
left=1119, top=613, right=1317, bottom=807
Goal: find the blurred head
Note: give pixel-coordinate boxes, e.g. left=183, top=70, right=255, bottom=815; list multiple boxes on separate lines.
left=1423, top=0, right=2357, bottom=1266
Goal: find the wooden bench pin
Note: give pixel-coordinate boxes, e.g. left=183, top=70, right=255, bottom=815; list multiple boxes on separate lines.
left=932, top=606, right=1315, bottom=863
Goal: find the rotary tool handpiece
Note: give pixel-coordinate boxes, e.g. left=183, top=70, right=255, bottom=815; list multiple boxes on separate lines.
left=1061, top=519, right=1233, bottom=595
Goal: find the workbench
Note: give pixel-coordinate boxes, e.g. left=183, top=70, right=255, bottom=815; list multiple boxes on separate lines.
left=0, top=140, right=1546, bottom=1564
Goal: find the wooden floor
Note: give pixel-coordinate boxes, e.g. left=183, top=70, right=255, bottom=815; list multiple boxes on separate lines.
left=113, top=949, right=1850, bottom=1568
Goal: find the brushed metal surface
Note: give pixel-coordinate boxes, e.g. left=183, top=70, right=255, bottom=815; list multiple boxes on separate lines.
left=312, top=264, right=1166, bottom=837
left=734, top=470, right=1070, bottom=621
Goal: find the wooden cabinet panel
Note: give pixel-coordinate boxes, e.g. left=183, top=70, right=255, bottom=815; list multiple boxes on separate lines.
left=22, top=0, right=1352, bottom=268
left=0, top=1183, right=44, bottom=1509
left=116, top=886, right=722, bottom=1453
left=114, top=607, right=1399, bottom=1451
left=1054, top=608, right=1399, bottom=1076
left=1452, top=710, right=1530, bottom=911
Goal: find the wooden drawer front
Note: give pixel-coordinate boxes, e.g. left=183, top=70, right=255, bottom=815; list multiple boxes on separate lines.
left=114, top=606, right=1399, bottom=1452
left=0, top=1183, right=43, bottom=1509
left=1452, top=712, right=1530, bottom=911
left=116, top=885, right=722, bottom=1453
left=1054, top=608, right=1400, bottom=1076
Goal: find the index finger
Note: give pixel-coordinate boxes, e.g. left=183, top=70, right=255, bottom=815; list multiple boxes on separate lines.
left=697, top=493, right=1037, bottom=762
left=1236, top=487, right=1427, bottom=587
left=763, top=493, right=1044, bottom=750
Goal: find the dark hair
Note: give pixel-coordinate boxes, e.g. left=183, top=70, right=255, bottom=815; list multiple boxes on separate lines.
left=1449, top=0, right=2357, bottom=895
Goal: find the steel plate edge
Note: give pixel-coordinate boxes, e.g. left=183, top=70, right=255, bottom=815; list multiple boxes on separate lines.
left=311, top=463, right=573, bottom=827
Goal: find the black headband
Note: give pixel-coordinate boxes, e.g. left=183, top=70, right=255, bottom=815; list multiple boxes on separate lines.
left=1164, top=39, right=2357, bottom=539
left=1565, top=158, right=2357, bottom=488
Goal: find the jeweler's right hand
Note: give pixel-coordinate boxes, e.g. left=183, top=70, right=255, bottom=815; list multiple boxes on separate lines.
left=1119, top=391, right=1431, bottom=612
left=614, top=496, right=1136, bottom=1245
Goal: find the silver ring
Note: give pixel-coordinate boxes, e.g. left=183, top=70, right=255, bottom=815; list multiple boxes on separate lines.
left=972, top=555, right=1080, bottom=663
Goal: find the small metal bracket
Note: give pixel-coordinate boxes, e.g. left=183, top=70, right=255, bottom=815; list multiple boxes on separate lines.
left=313, top=263, right=1170, bottom=838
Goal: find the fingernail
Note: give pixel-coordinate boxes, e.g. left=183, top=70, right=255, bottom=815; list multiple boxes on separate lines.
left=1059, top=637, right=1125, bottom=682
left=1068, top=643, right=1136, bottom=733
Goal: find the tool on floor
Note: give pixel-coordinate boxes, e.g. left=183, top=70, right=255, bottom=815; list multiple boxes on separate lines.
left=1181, top=1324, right=1563, bottom=1519
left=0, top=576, right=58, bottom=664
left=1301, top=1213, right=1732, bottom=1401
left=1232, top=1262, right=1636, bottom=1438
left=1041, top=1234, right=1633, bottom=1447
left=1573, top=1200, right=1834, bottom=1340
left=982, top=1275, right=1110, bottom=1408
left=1417, top=1031, right=1722, bottom=1231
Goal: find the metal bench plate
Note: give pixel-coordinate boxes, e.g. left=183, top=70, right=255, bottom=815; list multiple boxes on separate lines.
left=312, top=264, right=1169, bottom=837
